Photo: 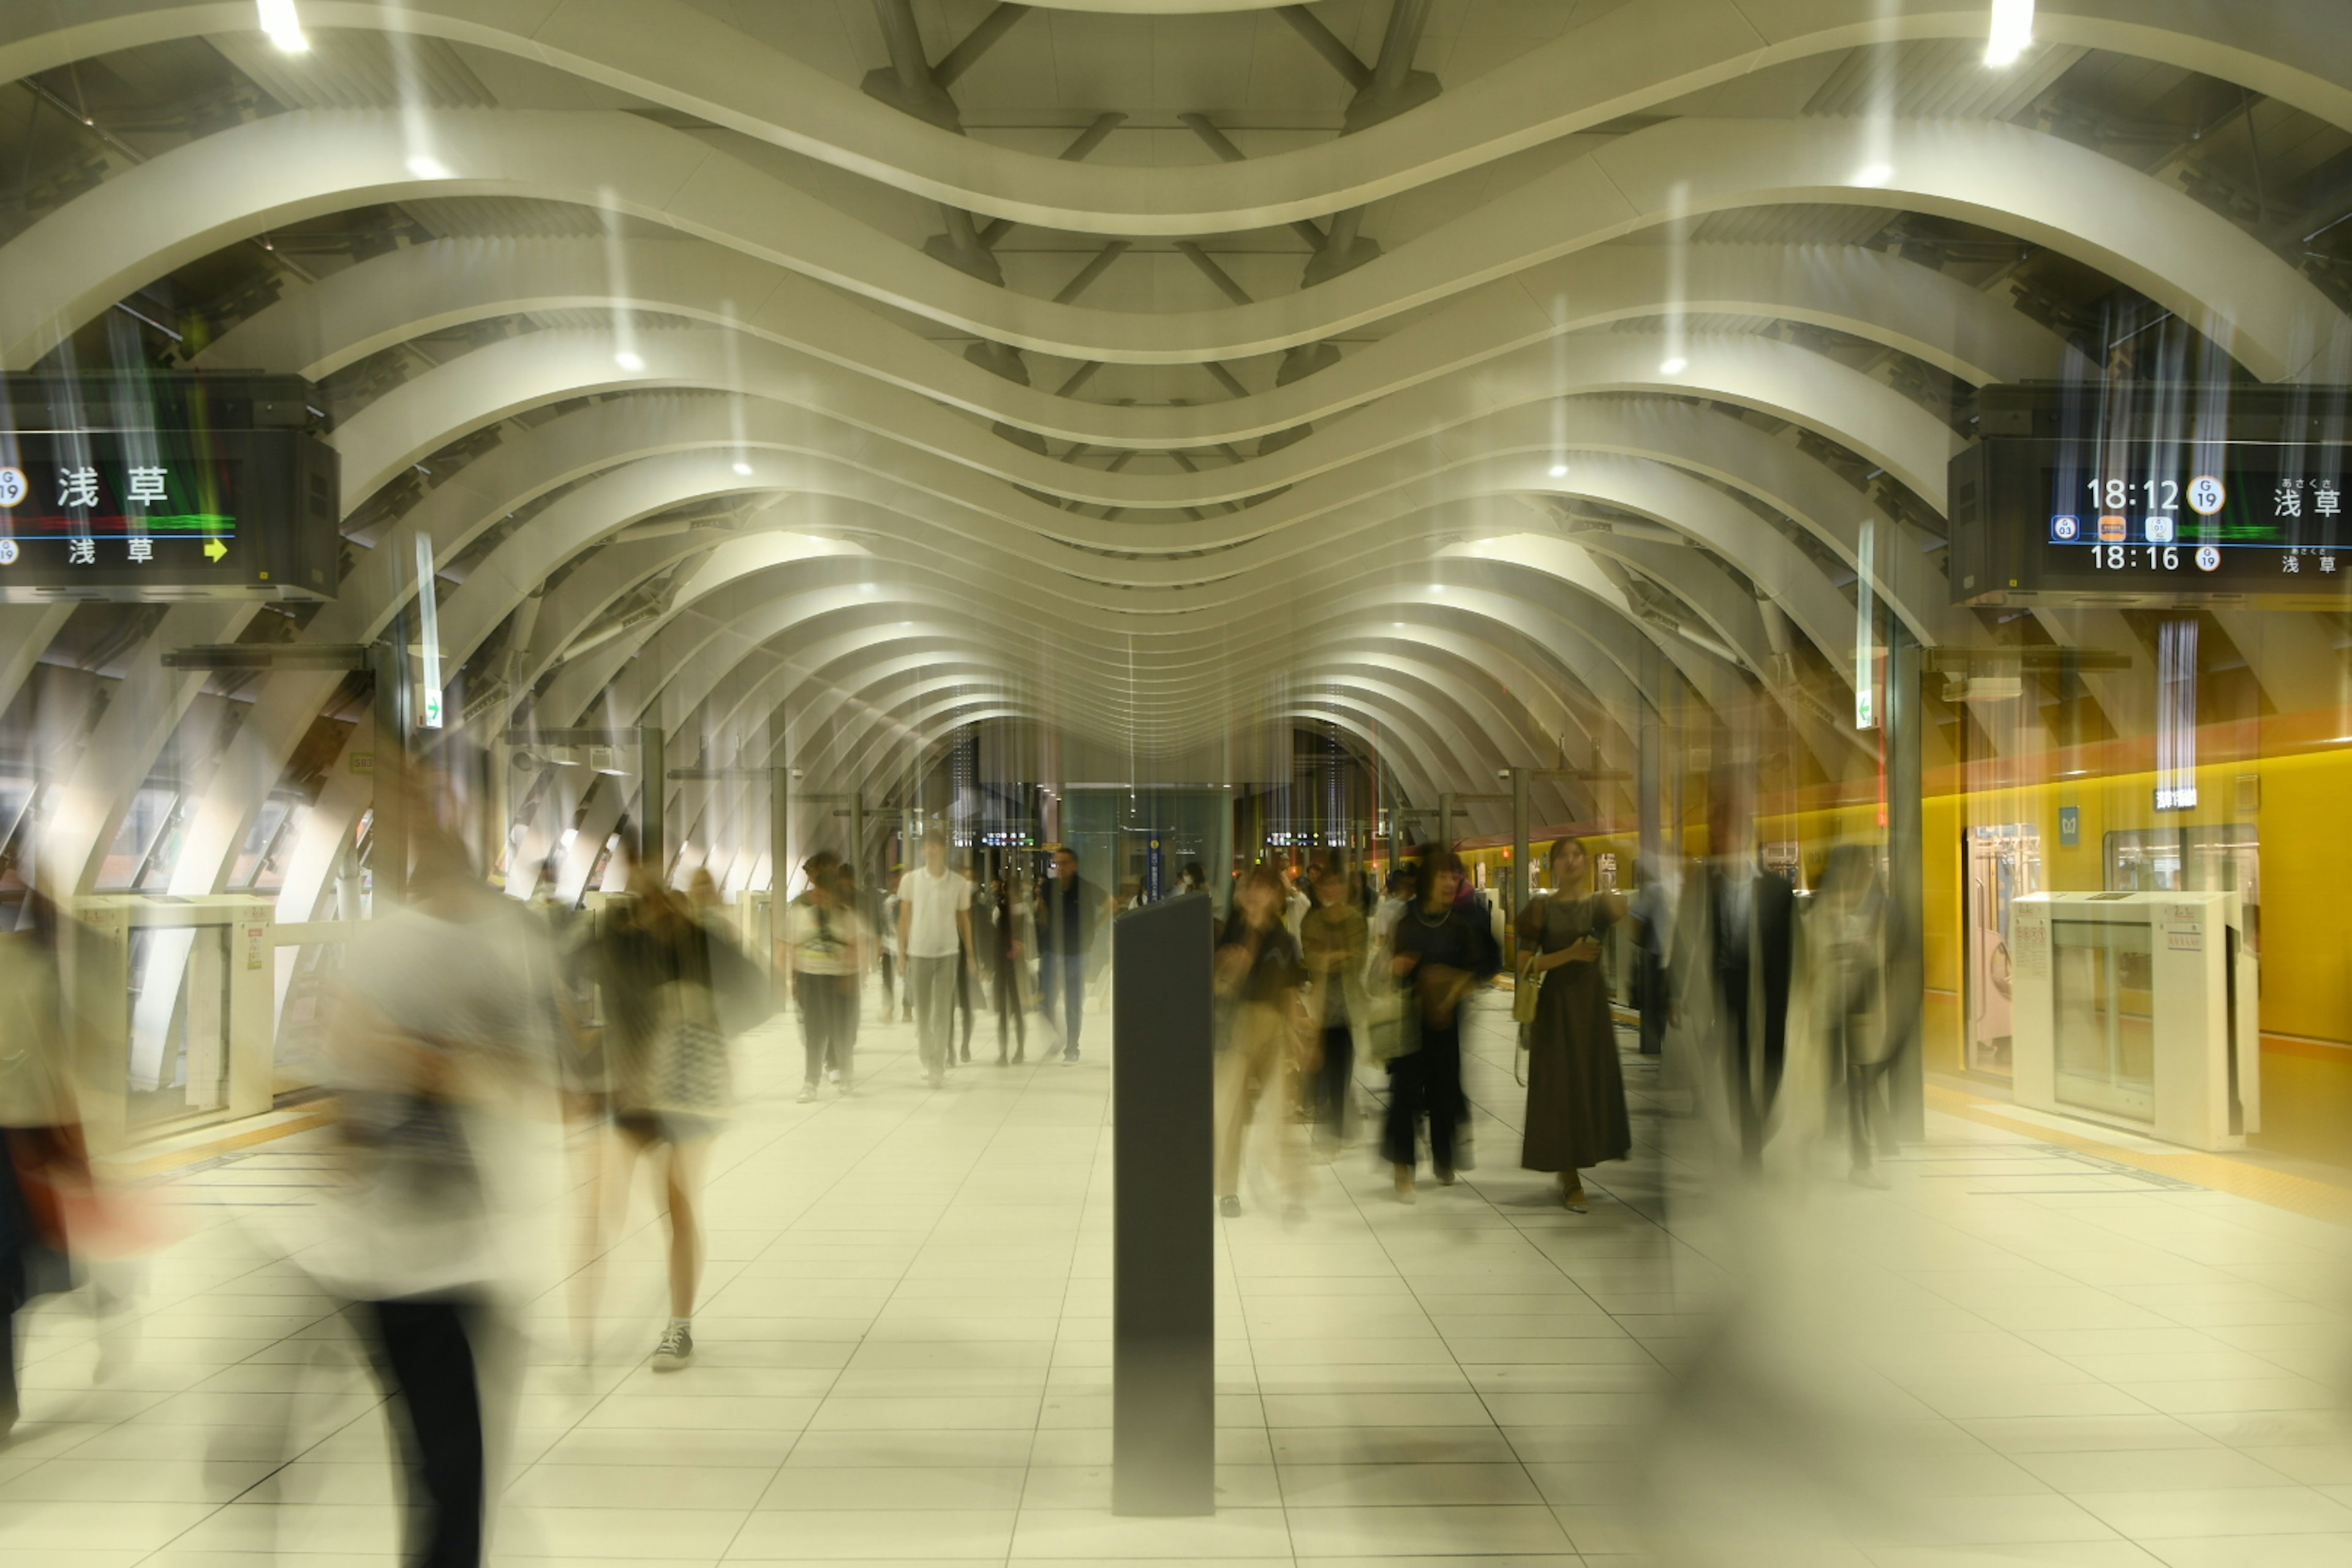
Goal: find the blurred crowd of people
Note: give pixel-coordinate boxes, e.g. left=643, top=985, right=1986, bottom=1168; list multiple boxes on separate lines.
left=1199, top=785, right=1909, bottom=1221
left=0, top=767, right=1912, bottom=1568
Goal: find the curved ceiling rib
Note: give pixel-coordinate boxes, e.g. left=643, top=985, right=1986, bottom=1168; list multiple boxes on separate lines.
left=202, top=237, right=2064, bottom=440
left=7, top=0, right=2347, bottom=233
left=12, top=0, right=2347, bottom=908
left=6, top=109, right=2339, bottom=381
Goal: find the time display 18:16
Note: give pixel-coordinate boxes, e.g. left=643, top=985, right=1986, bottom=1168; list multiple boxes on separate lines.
left=2086, top=544, right=2189, bottom=571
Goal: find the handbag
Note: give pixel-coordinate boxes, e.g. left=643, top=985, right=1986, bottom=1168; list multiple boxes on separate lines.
left=1362, top=984, right=1419, bottom=1065
left=1511, top=897, right=1548, bottom=1026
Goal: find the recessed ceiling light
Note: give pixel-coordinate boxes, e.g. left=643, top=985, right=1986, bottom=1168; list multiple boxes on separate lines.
left=731, top=461, right=753, bottom=476
left=1985, top=0, right=2034, bottom=66
left=1548, top=462, right=1569, bottom=478
left=1659, top=356, right=1687, bottom=375
left=614, top=351, right=646, bottom=372
left=405, top=154, right=450, bottom=180
left=258, top=0, right=309, bottom=52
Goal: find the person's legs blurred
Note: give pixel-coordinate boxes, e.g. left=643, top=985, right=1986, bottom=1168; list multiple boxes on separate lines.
left=1421, top=1022, right=1463, bottom=1180
left=1058, top=953, right=1086, bottom=1060
left=908, top=954, right=956, bottom=1080
left=662, top=1139, right=706, bottom=1322
left=366, top=1297, right=485, bottom=1568
left=1382, top=1054, right=1422, bottom=1195
left=1315, top=1023, right=1354, bottom=1149
left=833, top=979, right=858, bottom=1089
left=794, top=973, right=827, bottom=1096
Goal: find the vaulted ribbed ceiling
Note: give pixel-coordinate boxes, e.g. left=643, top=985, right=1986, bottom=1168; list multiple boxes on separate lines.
left=5, top=0, right=2351, bottom=900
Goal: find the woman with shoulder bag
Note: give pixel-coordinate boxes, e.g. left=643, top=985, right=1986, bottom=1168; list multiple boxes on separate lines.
left=587, top=835, right=750, bottom=1371
left=1518, top=839, right=1632, bottom=1212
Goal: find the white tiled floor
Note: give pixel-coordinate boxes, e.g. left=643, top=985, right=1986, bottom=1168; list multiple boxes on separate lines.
left=7, top=988, right=2352, bottom=1566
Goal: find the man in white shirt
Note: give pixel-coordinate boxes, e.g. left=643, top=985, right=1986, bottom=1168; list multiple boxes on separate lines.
left=898, top=834, right=973, bottom=1087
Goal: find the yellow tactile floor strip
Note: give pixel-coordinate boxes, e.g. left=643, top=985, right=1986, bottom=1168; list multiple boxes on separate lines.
left=1927, top=1083, right=2352, bottom=1224
left=104, top=1106, right=337, bottom=1180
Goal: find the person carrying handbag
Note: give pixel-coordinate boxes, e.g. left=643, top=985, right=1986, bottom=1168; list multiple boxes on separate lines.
left=587, top=834, right=760, bottom=1371
left=1517, top=839, right=1633, bottom=1212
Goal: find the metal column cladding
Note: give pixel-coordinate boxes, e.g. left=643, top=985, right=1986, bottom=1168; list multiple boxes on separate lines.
left=1110, top=891, right=1215, bottom=1517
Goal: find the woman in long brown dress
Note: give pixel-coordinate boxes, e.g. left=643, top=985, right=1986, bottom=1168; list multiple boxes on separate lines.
left=1518, top=838, right=1632, bottom=1210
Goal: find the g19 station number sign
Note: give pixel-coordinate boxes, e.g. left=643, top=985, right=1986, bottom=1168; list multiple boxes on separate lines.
left=0, top=375, right=340, bottom=603
left=1949, top=385, right=2352, bottom=609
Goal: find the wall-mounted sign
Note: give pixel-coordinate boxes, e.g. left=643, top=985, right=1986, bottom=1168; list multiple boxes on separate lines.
left=0, top=374, right=339, bottom=603
left=2058, top=805, right=2081, bottom=846
left=1950, top=383, right=2352, bottom=609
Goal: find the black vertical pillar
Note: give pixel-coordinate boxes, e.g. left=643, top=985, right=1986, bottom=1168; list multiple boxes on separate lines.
left=369, top=624, right=410, bottom=908
left=1112, top=891, right=1215, bottom=1517
left=638, top=724, right=665, bottom=875
left=1887, top=624, right=1926, bottom=1141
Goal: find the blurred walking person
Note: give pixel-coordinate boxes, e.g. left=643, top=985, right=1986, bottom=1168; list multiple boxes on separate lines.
left=317, top=807, right=565, bottom=1568
left=783, top=853, right=861, bottom=1101
left=1814, top=845, right=1893, bottom=1186
left=1214, top=865, right=1309, bottom=1219
left=899, top=834, right=973, bottom=1088
left=1674, top=777, right=1796, bottom=1167
left=1384, top=850, right=1499, bottom=1200
left=1298, top=864, right=1367, bottom=1155
left=0, top=894, right=87, bottom=1442
left=587, top=834, right=762, bottom=1369
left=989, top=870, right=1030, bottom=1064
left=1518, top=839, right=1632, bottom=1212
left=1038, top=845, right=1107, bottom=1062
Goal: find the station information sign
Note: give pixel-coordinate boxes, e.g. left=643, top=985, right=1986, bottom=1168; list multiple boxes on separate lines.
left=1948, top=384, right=2352, bottom=609
left=0, top=374, right=340, bottom=603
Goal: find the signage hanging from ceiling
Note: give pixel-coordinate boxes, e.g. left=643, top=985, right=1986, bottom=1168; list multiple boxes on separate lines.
left=1948, top=383, right=2352, bottom=610
left=0, top=374, right=341, bottom=603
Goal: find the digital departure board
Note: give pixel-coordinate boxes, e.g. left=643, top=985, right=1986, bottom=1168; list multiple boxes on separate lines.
left=0, top=374, right=340, bottom=603
left=1948, top=384, right=2352, bottom=610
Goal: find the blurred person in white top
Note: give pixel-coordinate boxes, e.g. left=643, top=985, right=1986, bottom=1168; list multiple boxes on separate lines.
left=897, top=834, right=972, bottom=1088
left=314, top=794, right=565, bottom=1568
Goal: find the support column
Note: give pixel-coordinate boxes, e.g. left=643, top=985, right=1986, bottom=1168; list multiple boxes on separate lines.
left=637, top=725, right=665, bottom=875
left=1509, top=766, right=1531, bottom=919
left=851, top=790, right=869, bottom=886
left=1638, top=646, right=1664, bottom=872
left=771, top=766, right=791, bottom=894
left=1111, top=894, right=1214, bottom=1516
left=1887, top=624, right=1926, bottom=1141
left=369, top=623, right=410, bottom=908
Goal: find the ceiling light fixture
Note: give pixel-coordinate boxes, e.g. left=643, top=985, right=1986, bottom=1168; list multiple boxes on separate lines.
left=257, top=0, right=309, bottom=53
left=1985, top=0, right=2035, bottom=66
left=1854, top=162, right=1894, bottom=187
left=1659, top=356, right=1687, bottom=375
left=1548, top=462, right=1569, bottom=478
left=731, top=461, right=753, bottom=477
left=614, top=351, right=646, bottom=372
left=405, top=154, right=450, bottom=180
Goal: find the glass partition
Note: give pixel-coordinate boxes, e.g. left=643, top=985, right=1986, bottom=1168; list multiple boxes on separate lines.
left=126, top=922, right=233, bottom=1128
left=2051, top=914, right=2157, bottom=1123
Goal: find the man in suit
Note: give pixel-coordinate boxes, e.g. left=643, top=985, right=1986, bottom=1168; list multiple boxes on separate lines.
left=1673, top=775, right=1795, bottom=1168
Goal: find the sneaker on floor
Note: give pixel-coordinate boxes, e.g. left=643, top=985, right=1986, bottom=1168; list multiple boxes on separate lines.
left=1219, top=1195, right=1242, bottom=1218
left=652, top=1323, right=693, bottom=1370
left=827, top=1068, right=841, bottom=1084
left=796, top=1085, right=818, bottom=1104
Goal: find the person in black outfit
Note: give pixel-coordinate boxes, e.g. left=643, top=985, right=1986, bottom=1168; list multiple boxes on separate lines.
left=1384, top=848, right=1500, bottom=1200
left=1037, top=846, right=1107, bottom=1061
left=989, top=872, right=1029, bottom=1063
left=1675, top=782, right=1796, bottom=1168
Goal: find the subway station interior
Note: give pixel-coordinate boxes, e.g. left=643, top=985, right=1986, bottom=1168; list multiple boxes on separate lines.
left=6, top=2, right=2352, bottom=1564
